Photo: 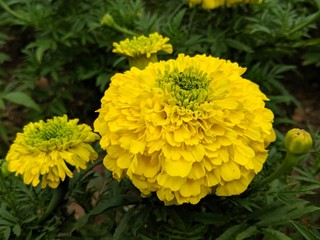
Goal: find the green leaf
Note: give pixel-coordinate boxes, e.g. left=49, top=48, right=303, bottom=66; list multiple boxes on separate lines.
left=261, top=228, right=292, bottom=240
left=190, top=212, right=230, bottom=226
left=26, top=39, right=57, bottom=63
left=3, top=92, right=41, bottom=111
left=0, top=226, right=11, bottom=240
left=291, top=221, right=320, bottom=240
left=225, top=39, right=254, bottom=53
left=236, top=226, right=258, bottom=240
left=216, top=224, right=245, bottom=240
left=113, top=207, right=139, bottom=240
left=0, top=99, right=5, bottom=110
left=12, top=224, right=21, bottom=237
left=0, top=204, right=17, bottom=223
left=0, top=53, right=11, bottom=63
left=288, top=11, right=320, bottom=35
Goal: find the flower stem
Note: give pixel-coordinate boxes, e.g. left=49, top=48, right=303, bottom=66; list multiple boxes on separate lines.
left=37, top=180, right=69, bottom=224
left=257, top=152, right=303, bottom=187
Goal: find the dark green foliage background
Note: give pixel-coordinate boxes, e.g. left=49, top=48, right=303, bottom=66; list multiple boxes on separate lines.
left=1, top=0, right=320, bottom=239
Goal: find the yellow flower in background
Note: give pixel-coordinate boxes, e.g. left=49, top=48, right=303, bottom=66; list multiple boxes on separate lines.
left=113, top=32, right=173, bottom=58
left=94, top=54, right=275, bottom=205
left=113, top=32, right=173, bottom=69
left=188, top=0, right=262, bottom=9
left=6, top=115, right=100, bottom=188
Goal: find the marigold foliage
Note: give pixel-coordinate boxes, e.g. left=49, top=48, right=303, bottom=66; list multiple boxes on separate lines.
left=112, top=32, right=173, bottom=59
left=188, top=0, right=263, bottom=9
left=94, top=54, right=275, bottom=205
left=6, top=115, right=100, bottom=188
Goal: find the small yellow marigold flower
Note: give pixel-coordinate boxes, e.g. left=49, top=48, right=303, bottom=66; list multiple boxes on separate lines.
left=113, top=32, right=173, bottom=69
left=284, top=128, right=313, bottom=155
left=188, top=0, right=262, bottom=9
left=94, top=54, right=275, bottom=205
left=6, top=115, right=100, bottom=188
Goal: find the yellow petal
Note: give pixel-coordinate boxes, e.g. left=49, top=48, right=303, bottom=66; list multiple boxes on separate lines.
left=220, top=161, right=241, bottom=181
left=157, top=172, right=186, bottom=191
left=164, top=159, right=193, bottom=177
left=180, top=180, right=201, bottom=197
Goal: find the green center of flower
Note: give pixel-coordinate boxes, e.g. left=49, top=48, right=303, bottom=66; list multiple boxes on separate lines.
left=158, top=67, right=210, bottom=110
left=24, top=119, right=77, bottom=150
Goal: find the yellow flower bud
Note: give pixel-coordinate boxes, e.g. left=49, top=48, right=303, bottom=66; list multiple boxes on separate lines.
left=284, top=128, right=313, bottom=155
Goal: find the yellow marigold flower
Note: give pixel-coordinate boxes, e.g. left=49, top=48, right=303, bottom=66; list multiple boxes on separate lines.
left=113, top=32, right=173, bottom=58
left=6, top=115, right=100, bottom=188
left=113, top=32, right=173, bottom=69
left=188, top=0, right=262, bottom=9
left=94, top=54, right=275, bottom=205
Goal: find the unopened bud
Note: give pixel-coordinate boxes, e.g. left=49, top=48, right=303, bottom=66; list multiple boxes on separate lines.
left=1, top=161, right=10, bottom=177
left=100, top=13, right=115, bottom=27
left=284, top=128, right=313, bottom=155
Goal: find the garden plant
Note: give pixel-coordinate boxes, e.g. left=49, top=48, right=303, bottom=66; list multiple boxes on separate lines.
left=1, top=0, right=320, bottom=239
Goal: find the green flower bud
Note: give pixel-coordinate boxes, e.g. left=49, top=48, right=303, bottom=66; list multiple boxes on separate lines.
left=100, top=13, right=115, bottom=27
left=284, top=128, right=313, bottom=155
left=1, top=161, right=10, bottom=177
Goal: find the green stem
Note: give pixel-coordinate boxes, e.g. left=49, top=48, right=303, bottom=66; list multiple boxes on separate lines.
left=78, top=158, right=103, bottom=181
left=37, top=180, right=69, bottom=224
left=128, top=54, right=158, bottom=69
left=257, top=153, right=303, bottom=187
left=112, top=23, right=137, bottom=36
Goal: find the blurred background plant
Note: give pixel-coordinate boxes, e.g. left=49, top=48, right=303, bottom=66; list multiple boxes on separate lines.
left=0, top=0, right=320, bottom=239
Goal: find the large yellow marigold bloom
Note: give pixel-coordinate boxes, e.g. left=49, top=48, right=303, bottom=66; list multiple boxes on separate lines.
left=6, top=115, right=100, bottom=188
left=94, top=54, right=275, bottom=205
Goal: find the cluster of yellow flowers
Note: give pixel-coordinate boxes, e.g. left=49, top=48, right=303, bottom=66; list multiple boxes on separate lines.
left=188, top=0, right=263, bottom=10
left=4, top=29, right=313, bottom=207
left=94, top=53, right=275, bottom=205
left=6, top=116, right=99, bottom=188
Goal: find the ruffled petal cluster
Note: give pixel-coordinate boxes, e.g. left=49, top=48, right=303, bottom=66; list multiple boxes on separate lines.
left=188, top=0, right=263, bottom=9
left=112, top=32, right=173, bottom=59
left=94, top=54, right=275, bottom=205
left=6, top=115, right=100, bottom=188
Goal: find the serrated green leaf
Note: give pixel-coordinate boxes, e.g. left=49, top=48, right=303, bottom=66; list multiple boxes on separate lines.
left=3, top=92, right=41, bottom=111
left=261, top=228, right=292, bottom=240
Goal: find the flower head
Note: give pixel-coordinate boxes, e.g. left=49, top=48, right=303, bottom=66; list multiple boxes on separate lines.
left=94, top=54, right=275, bottom=205
left=6, top=115, right=100, bottom=188
left=285, top=128, right=313, bottom=155
left=113, top=32, right=173, bottom=69
left=188, top=0, right=262, bottom=9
